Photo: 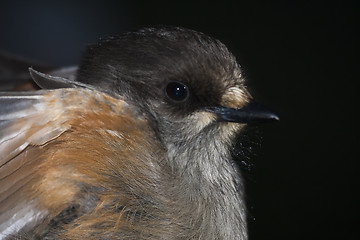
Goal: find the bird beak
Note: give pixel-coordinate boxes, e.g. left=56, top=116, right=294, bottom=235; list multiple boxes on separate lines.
left=205, top=102, right=279, bottom=124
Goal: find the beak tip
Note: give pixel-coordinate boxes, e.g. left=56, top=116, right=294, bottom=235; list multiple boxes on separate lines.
left=243, top=102, right=280, bottom=123
left=268, top=113, right=280, bottom=122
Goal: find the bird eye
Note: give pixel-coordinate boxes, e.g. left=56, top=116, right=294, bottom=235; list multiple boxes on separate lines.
left=165, top=82, right=189, bottom=102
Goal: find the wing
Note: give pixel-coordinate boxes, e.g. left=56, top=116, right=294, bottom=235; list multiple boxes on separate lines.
left=0, top=69, right=166, bottom=239
left=0, top=90, right=68, bottom=237
left=0, top=86, right=144, bottom=239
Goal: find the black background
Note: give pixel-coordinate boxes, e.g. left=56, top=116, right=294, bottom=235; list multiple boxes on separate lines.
left=1, top=1, right=358, bottom=239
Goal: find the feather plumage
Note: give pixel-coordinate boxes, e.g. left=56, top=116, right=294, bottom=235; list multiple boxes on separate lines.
left=0, top=87, right=156, bottom=239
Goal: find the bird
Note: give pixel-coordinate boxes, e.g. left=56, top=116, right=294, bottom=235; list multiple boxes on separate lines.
left=0, top=26, right=278, bottom=239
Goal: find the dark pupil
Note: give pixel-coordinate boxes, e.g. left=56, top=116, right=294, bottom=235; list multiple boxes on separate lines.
left=166, top=82, right=188, bottom=101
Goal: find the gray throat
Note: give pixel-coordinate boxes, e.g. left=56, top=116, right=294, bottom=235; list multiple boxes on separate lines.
left=165, top=127, right=248, bottom=240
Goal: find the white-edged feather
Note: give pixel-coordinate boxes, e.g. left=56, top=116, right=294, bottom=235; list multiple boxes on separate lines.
left=0, top=202, right=45, bottom=239
left=0, top=90, right=72, bottom=237
left=0, top=91, right=68, bottom=166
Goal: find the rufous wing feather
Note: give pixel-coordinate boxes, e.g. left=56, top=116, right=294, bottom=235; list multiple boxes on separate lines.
left=0, top=88, right=143, bottom=239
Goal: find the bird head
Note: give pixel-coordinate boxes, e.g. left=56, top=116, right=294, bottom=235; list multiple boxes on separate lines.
left=76, top=27, right=278, bottom=151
